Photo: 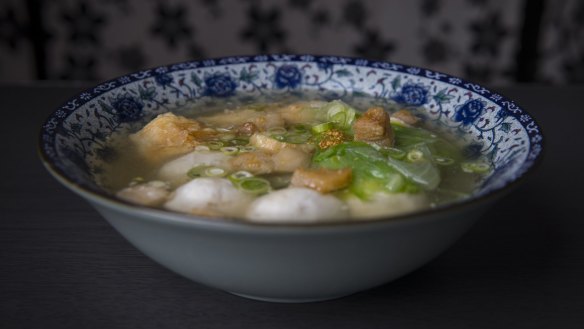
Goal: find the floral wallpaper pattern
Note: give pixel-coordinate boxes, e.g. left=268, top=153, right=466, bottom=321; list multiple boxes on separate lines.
left=0, top=0, right=582, bottom=84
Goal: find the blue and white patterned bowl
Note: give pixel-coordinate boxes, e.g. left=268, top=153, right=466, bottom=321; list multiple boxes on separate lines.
left=39, top=55, right=543, bottom=302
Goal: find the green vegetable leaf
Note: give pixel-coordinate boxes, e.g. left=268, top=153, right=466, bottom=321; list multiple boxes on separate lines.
left=386, top=144, right=440, bottom=190
left=313, top=142, right=419, bottom=198
left=391, top=123, right=438, bottom=147
left=387, top=156, right=440, bottom=190
left=322, top=100, right=358, bottom=131
left=392, top=123, right=462, bottom=163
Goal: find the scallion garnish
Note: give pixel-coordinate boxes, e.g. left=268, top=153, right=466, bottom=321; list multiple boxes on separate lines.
left=188, top=165, right=229, bottom=178
left=237, top=177, right=271, bottom=195
left=461, top=161, right=490, bottom=174
left=228, top=171, right=254, bottom=182
left=238, top=145, right=256, bottom=153
left=311, top=122, right=334, bottom=134
left=230, top=138, right=249, bottom=146
left=187, top=165, right=209, bottom=178
left=330, top=112, right=346, bottom=127
left=219, top=133, right=235, bottom=141
left=204, top=167, right=227, bottom=177
left=268, top=127, right=287, bottom=135
left=385, top=147, right=406, bottom=160
left=406, top=149, right=424, bottom=162
left=220, top=146, right=239, bottom=155
left=434, top=156, right=454, bottom=166
left=285, top=133, right=311, bottom=144
left=291, top=124, right=309, bottom=133
left=206, top=141, right=224, bottom=150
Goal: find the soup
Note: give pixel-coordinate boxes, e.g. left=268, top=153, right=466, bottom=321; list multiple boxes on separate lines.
left=99, top=97, right=490, bottom=223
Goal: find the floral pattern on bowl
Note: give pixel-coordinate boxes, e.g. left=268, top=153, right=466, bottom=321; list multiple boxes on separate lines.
left=39, top=54, right=543, bottom=201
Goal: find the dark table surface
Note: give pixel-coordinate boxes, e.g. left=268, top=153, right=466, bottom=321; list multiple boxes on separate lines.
left=1, top=83, right=583, bottom=329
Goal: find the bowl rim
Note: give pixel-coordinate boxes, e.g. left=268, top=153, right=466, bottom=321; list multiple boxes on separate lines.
left=38, top=53, right=545, bottom=230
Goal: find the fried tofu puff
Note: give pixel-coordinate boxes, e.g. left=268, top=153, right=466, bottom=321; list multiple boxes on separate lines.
left=129, top=113, right=216, bottom=165
left=353, top=107, right=394, bottom=147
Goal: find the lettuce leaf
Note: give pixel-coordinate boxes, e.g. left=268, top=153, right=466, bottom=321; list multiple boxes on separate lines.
left=313, top=142, right=419, bottom=199
left=386, top=143, right=441, bottom=190
left=391, top=123, right=438, bottom=147
left=392, top=123, right=462, bottom=165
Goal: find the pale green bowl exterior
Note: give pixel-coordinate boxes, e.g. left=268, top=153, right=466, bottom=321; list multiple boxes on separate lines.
left=79, top=184, right=490, bottom=302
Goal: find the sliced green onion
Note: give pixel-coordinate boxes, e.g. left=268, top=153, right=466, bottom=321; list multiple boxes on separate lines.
left=238, top=145, right=256, bottom=153
left=204, top=167, right=227, bottom=177
left=237, top=177, right=271, bottom=195
left=324, top=100, right=357, bottom=129
left=311, top=122, right=334, bottom=134
left=330, top=112, right=346, bottom=127
left=206, top=141, right=224, bottom=150
left=291, top=124, right=309, bottom=133
left=187, top=165, right=210, bottom=178
left=194, top=145, right=210, bottom=152
left=385, top=148, right=406, bottom=160
left=220, top=146, right=239, bottom=155
left=434, top=156, right=454, bottom=166
left=285, top=134, right=311, bottom=144
left=461, top=161, right=491, bottom=174
left=229, top=138, right=249, bottom=146
left=385, top=173, right=405, bottom=192
left=219, top=133, right=235, bottom=141
left=272, top=134, right=287, bottom=141
left=229, top=171, right=254, bottom=182
left=268, top=127, right=287, bottom=135
left=406, top=149, right=424, bottom=162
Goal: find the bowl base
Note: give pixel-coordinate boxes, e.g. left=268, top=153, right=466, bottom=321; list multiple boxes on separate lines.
left=229, top=291, right=349, bottom=303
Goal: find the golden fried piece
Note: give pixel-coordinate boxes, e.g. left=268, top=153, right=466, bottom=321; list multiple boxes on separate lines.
left=130, top=113, right=214, bottom=165
left=291, top=167, right=352, bottom=193
left=230, top=151, right=275, bottom=175
left=200, top=109, right=284, bottom=131
left=272, top=148, right=311, bottom=172
left=391, top=109, right=420, bottom=126
left=230, top=148, right=311, bottom=174
left=250, top=133, right=315, bottom=154
left=278, top=101, right=326, bottom=124
left=353, top=107, right=394, bottom=147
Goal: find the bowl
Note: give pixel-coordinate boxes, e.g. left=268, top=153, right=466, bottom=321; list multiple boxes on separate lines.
left=39, top=54, right=543, bottom=302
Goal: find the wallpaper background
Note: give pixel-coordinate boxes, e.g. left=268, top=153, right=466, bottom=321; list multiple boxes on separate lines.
left=0, top=0, right=582, bottom=85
